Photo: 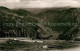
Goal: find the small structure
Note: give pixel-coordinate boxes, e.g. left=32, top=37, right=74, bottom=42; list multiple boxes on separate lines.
left=42, top=45, right=48, bottom=49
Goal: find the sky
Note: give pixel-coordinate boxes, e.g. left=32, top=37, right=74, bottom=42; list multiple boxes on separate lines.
left=0, top=0, right=80, bottom=8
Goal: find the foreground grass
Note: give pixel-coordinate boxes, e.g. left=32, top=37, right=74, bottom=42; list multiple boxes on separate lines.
left=54, top=41, right=78, bottom=49
left=0, top=40, right=37, bottom=51
left=0, top=40, right=79, bottom=51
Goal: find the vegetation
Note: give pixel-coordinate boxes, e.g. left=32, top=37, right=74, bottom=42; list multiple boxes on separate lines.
left=0, top=40, right=79, bottom=51
left=52, top=41, right=78, bottom=49
left=38, top=8, right=77, bottom=32
left=0, top=6, right=80, bottom=40
left=0, top=6, right=38, bottom=39
left=0, top=40, right=36, bottom=50
left=12, top=9, right=34, bottom=16
left=36, top=8, right=79, bottom=40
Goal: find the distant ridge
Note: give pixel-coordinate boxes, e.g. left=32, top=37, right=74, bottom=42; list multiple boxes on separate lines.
left=0, top=6, right=10, bottom=10
left=14, top=7, right=78, bottom=14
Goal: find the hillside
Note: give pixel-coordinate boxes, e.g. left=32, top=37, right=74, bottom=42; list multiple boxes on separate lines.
left=0, top=6, right=80, bottom=40
left=0, top=6, right=38, bottom=39
left=38, top=8, right=77, bottom=31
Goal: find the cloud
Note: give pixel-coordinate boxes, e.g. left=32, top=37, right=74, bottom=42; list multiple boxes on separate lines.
left=6, top=0, right=20, bottom=3
left=0, top=0, right=80, bottom=8
left=51, top=0, right=80, bottom=7
left=26, top=0, right=80, bottom=8
left=0, top=0, right=20, bottom=4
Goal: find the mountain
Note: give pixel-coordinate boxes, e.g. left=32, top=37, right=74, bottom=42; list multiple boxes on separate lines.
left=0, top=6, right=38, bottom=39
left=37, top=8, right=78, bottom=31
left=35, top=8, right=79, bottom=40
left=12, top=9, right=34, bottom=16
left=0, top=6, right=10, bottom=10
left=0, top=6, right=80, bottom=40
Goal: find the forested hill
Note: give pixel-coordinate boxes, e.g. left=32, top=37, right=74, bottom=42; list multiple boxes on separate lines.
left=0, top=6, right=80, bottom=40
left=0, top=6, right=38, bottom=39
left=37, top=8, right=78, bottom=31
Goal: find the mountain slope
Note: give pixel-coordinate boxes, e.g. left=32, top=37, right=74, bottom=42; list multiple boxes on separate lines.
left=0, top=6, right=38, bottom=39
left=0, top=6, right=79, bottom=40
left=37, top=8, right=78, bottom=32
left=35, top=8, right=79, bottom=40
